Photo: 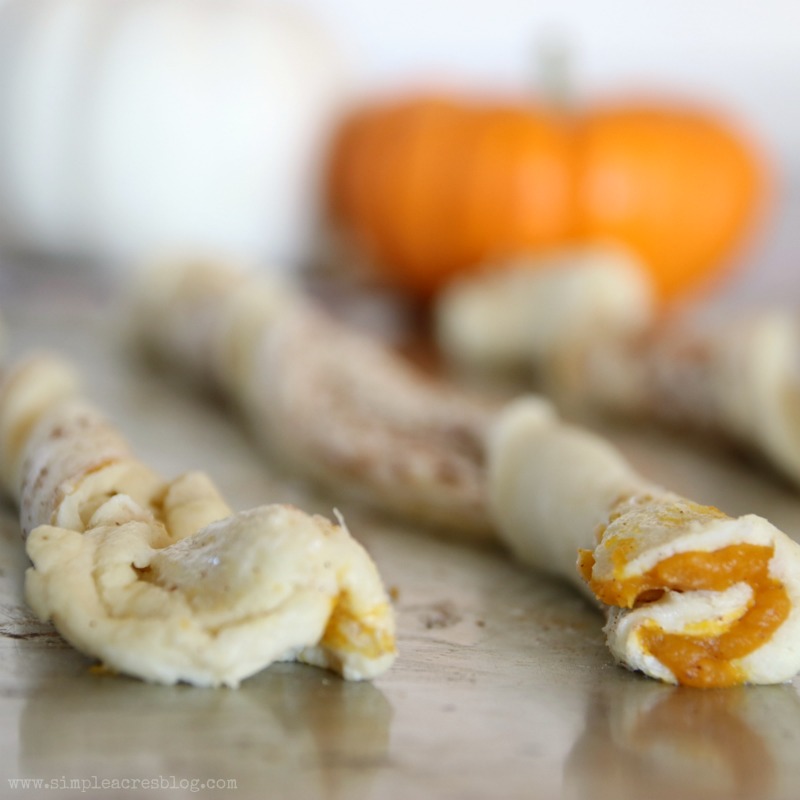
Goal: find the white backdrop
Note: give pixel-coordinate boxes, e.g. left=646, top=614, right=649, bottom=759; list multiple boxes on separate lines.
left=0, top=0, right=796, bottom=174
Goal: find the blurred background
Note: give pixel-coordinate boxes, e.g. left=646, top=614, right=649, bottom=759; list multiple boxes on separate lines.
left=0, top=0, right=798, bottom=308
left=297, top=0, right=800, bottom=309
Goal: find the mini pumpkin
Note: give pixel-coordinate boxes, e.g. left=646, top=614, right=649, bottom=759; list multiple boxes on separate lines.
left=327, top=94, right=765, bottom=302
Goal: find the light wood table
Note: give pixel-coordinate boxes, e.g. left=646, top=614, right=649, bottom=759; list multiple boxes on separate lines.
left=2, top=255, right=800, bottom=800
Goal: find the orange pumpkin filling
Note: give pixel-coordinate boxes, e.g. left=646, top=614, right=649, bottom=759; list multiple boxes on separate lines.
left=579, top=544, right=790, bottom=688
left=321, top=597, right=396, bottom=661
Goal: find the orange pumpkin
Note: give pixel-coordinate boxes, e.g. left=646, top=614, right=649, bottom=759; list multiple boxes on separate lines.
left=327, top=94, right=765, bottom=303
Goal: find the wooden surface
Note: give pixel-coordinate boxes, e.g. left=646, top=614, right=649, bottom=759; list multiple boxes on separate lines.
left=2, top=254, right=800, bottom=800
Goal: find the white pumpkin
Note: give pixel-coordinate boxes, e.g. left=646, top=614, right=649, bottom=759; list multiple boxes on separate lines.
left=0, top=0, right=347, bottom=273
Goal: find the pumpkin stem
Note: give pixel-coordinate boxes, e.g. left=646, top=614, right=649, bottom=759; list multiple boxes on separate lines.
left=534, top=30, right=575, bottom=112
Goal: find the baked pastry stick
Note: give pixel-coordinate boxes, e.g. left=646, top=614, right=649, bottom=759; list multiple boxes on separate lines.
left=570, top=314, right=800, bottom=487
left=437, top=250, right=800, bottom=488
left=134, top=260, right=800, bottom=687
left=133, top=261, right=495, bottom=540
left=0, top=354, right=396, bottom=687
left=436, top=248, right=654, bottom=374
left=491, top=400, right=800, bottom=688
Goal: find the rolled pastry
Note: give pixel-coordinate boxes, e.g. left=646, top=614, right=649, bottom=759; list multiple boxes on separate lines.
left=133, top=260, right=800, bottom=687
left=436, top=248, right=653, bottom=371
left=575, top=314, right=800, bottom=488
left=0, top=354, right=397, bottom=686
left=436, top=251, right=800, bottom=489
left=490, top=399, right=800, bottom=687
left=133, top=261, right=495, bottom=539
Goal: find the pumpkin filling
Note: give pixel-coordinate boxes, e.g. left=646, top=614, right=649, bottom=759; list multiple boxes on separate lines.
left=578, top=544, right=791, bottom=688
left=321, top=597, right=396, bottom=661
